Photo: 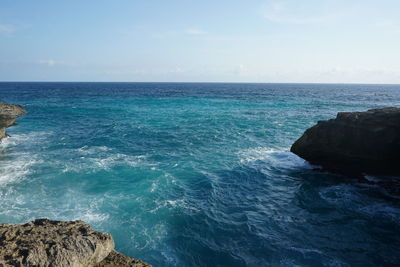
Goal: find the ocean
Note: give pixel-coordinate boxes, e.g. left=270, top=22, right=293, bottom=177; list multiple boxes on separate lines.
left=0, top=82, right=399, bottom=266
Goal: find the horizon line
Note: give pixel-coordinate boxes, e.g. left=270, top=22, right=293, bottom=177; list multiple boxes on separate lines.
left=1, top=81, right=400, bottom=86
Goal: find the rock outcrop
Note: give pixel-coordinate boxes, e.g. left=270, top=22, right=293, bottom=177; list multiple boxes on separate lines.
left=0, top=219, right=151, bottom=267
left=0, top=102, right=27, bottom=140
left=95, top=251, right=150, bottom=267
left=291, top=107, right=400, bottom=176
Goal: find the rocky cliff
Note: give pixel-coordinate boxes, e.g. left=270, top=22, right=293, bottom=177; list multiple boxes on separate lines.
left=0, top=102, right=27, bottom=140
left=291, top=107, right=400, bottom=176
left=0, top=219, right=151, bottom=267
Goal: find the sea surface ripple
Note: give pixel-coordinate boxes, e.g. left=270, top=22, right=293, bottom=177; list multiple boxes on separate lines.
left=0, top=83, right=400, bottom=266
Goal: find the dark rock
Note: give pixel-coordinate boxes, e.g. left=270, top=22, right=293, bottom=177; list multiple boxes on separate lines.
left=291, top=107, right=400, bottom=176
left=0, top=102, right=27, bottom=140
left=0, top=219, right=151, bottom=267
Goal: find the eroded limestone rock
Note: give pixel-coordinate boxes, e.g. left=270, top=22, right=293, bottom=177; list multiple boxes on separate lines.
left=0, top=102, right=27, bottom=140
left=0, top=219, right=150, bottom=267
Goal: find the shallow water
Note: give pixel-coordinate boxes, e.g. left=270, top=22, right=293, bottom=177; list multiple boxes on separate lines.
left=1, top=82, right=400, bottom=266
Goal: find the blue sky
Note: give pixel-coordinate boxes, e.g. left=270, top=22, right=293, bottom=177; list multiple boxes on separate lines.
left=1, top=0, right=399, bottom=83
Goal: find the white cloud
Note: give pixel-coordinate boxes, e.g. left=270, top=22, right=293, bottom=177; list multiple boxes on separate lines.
left=185, top=28, right=207, bottom=35
left=263, top=2, right=339, bottom=25
left=38, top=59, right=57, bottom=66
left=0, top=24, right=15, bottom=34
left=37, top=59, right=74, bottom=67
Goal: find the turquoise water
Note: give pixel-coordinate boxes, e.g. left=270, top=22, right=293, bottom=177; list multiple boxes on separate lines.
left=0, top=82, right=400, bottom=266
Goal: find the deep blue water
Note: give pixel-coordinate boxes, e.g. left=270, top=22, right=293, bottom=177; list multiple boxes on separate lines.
left=0, top=82, right=400, bottom=266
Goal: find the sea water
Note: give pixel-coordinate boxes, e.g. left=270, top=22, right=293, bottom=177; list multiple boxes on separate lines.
left=0, top=82, right=399, bottom=266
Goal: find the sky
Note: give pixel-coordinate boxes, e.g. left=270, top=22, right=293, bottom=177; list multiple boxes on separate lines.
left=0, top=0, right=400, bottom=83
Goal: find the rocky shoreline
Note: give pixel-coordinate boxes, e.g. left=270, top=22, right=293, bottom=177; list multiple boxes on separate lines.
left=0, top=219, right=150, bottom=267
left=291, top=107, right=400, bottom=177
left=0, top=102, right=27, bottom=141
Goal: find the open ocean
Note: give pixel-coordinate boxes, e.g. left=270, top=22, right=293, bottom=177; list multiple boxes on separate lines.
left=0, top=82, right=399, bottom=266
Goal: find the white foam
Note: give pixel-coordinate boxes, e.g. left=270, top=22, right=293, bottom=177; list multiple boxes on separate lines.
left=0, top=135, right=111, bottom=226
left=238, top=147, right=313, bottom=170
left=0, top=188, right=110, bottom=225
left=0, top=132, right=48, bottom=186
left=77, top=211, right=109, bottom=223
left=92, top=153, right=144, bottom=168
left=150, top=182, right=158, bottom=192
left=1, top=131, right=51, bottom=147
left=0, top=136, right=18, bottom=148
left=290, top=246, right=323, bottom=255
left=132, top=223, right=168, bottom=251
left=166, top=199, right=183, bottom=207
left=149, top=197, right=199, bottom=214
left=0, top=154, right=41, bottom=185
left=62, top=146, right=149, bottom=173
left=238, top=147, right=281, bottom=163
left=76, top=145, right=112, bottom=155
left=52, top=190, right=110, bottom=224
